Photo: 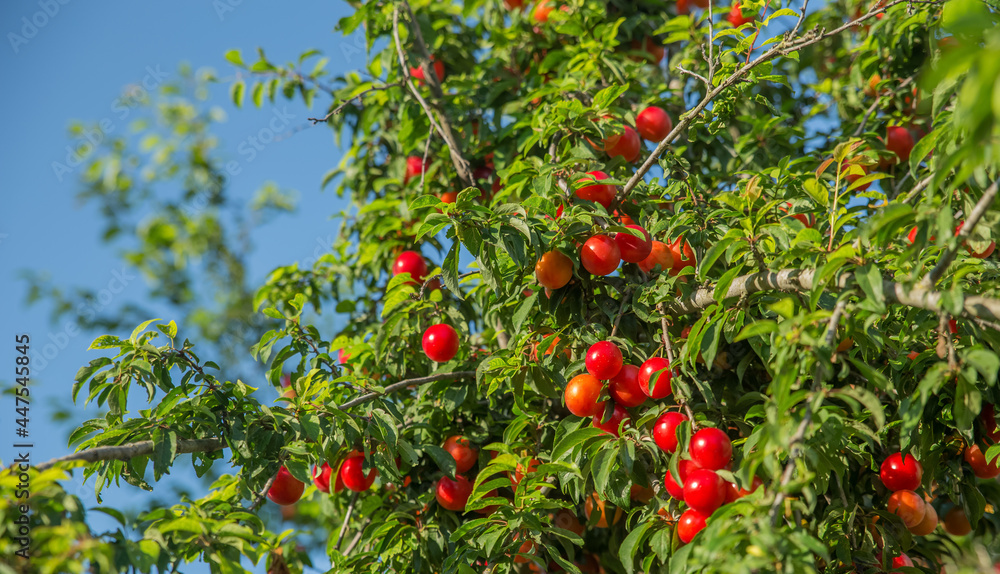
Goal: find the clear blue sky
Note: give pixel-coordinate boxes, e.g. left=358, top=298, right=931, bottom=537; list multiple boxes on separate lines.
left=0, top=2, right=358, bottom=571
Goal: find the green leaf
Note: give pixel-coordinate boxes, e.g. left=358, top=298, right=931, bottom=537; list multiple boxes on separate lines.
left=511, top=290, right=538, bottom=333
left=909, top=127, right=942, bottom=172
left=619, top=520, right=653, bottom=574
left=130, top=319, right=160, bottom=343
left=834, top=386, right=886, bottom=431
left=151, top=427, right=178, bottom=480
left=713, top=265, right=744, bottom=305
left=855, top=264, right=885, bottom=312
left=803, top=178, right=829, bottom=206
left=230, top=81, right=245, bottom=108
left=156, top=320, right=178, bottom=339
left=422, top=444, right=457, bottom=478
left=592, top=83, right=630, bottom=110
left=954, top=373, right=981, bottom=432
left=964, top=349, right=999, bottom=385
left=735, top=320, right=777, bottom=342
left=224, top=49, right=244, bottom=67
left=552, top=426, right=605, bottom=461
left=697, top=234, right=737, bottom=280
left=442, top=241, right=463, bottom=299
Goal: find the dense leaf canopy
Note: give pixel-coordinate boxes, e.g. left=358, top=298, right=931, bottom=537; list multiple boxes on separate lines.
left=6, top=0, right=1000, bottom=572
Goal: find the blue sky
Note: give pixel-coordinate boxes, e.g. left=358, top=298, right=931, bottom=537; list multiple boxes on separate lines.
left=0, top=2, right=360, bottom=571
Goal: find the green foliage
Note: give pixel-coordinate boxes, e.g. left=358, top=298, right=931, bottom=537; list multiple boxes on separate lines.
left=11, top=0, right=1000, bottom=572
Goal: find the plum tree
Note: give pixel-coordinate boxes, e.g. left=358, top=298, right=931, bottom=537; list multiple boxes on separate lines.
left=10, top=0, right=1000, bottom=572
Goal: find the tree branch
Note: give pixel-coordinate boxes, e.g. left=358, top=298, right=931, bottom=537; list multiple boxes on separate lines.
left=623, top=0, right=910, bottom=194
left=852, top=77, right=913, bottom=138
left=308, top=82, right=403, bottom=123
left=33, top=438, right=225, bottom=472
left=610, top=288, right=633, bottom=338
left=342, top=517, right=371, bottom=554
left=248, top=467, right=281, bottom=512
left=662, top=267, right=1000, bottom=322
left=768, top=398, right=815, bottom=524
left=336, top=492, right=360, bottom=549
left=393, top=2, right=474, bottom=186
left=900, top=173, right=933, bottom=204
left=920, top=179, right=999, bottom=288
left=335, top=371, right=476, bottom=410
left=33, top=371, right=476, bottom=472
left=768, top=298, right=840, bottom=524
left=657, top=303, right=675, bottom=364
left=676, top=65, right=709, bottom=87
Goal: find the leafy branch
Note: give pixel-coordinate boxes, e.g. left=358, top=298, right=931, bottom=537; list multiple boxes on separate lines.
left=392, top=0, right=475, bottom=186
left=663, top=267, right=1000, bottom=322
left=623, top=0, right=917, bottom=194
left=30, top=371, right=476, bottom=472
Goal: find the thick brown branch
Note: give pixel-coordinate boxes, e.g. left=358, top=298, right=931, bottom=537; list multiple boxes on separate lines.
left=663, top=267, right=1000, bottom=322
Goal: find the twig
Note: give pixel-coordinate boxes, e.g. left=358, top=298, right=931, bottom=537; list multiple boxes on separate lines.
left=852, top=77, right=913, bottom=137
left=707, top=0, right=715, bottom=84
left=419, top=132, right=433, bottom=193
left=768, top=391, right=820, bottom=525
left=900, top=173, right=933, bottom=204
left=972, top=316, right=1000, bottom=332
left=744, top=0, right=773, bottom=64
left=661, top=266, right=1000, bottom=322
left=336, top=492, right=360, bottom=549
left=336, top=371, right=476, bottom=410
left=308, top=82, right=402, bottom=123
left=395, top=1, right=474, bottom=186
left=676, top=65, right=710, bottom=87
left=497, top=324, right=510, bottom=350
left=415, top=271, right=479, bottom=300
left=548, top=132, right=563, bottom=162
left=392, top=8, right=446, bottom=138
left=610, top=288, right=633, bottom=338
left=920, top=180, right=999, bottom=288
left=342, top=517, right=371, bottom=554
left=790, top=0, right=811, bottom=39
left=823, top=300, right=847, bottom=348
left=891, top=171, right=913, bottom=200
left=625, top=0, right=912, bottom=195
left=852, top=94, right=883, bottom=139
left=657, top=303, right=675, bottom=364
left=248, top=467, right=282, bottom=512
